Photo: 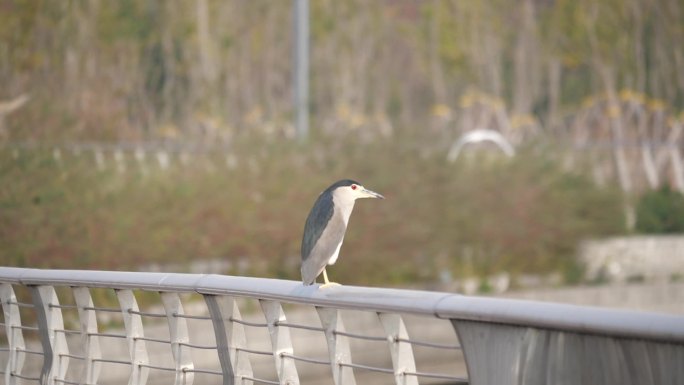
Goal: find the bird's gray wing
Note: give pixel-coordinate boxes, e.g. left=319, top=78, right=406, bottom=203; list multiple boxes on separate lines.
left=301, top=193, right=334, bottom=262
left=301, top=213, right=347, bottom=285
left=301, top=195, right=347, bottom=285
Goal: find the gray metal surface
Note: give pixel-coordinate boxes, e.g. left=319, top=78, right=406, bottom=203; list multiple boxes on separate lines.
left=454, top=319, right=684, bottom=385
left=0, top=267, right=683, bottom=385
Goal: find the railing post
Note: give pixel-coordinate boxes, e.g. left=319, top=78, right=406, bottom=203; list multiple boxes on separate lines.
left=30, top=285, right=70, bottom=385
left=0, top=283, right=26, bottom=385
left=260, top=300, right=300, bottom=385
left=316, top=307, right=356, bottom=385
left=204, top=295, right=254, bottom=385
left=160, top=292, right=194, bottom=385
left=378, top=313, right=418, bottom=385
left=116, top=289, right=149, bottom=385
left=73, top=287, right=102, bottom=385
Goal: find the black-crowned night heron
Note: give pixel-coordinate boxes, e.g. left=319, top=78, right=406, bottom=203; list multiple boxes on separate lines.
left=301, top=179, right=384, bottom=287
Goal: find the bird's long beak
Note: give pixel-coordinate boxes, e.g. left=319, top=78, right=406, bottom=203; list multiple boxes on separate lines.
left=360, top=187, right=384, bottom=199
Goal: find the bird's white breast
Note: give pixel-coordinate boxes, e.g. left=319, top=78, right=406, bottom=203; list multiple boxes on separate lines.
left=327, top=240, right=343, bottom=265
left=332, top=189, right=356, bottom=226
left=326, top=189, right=357, bottom=265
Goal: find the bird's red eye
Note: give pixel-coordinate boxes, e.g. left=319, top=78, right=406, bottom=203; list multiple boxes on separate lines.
left=351, top=184, right=357, bottom=190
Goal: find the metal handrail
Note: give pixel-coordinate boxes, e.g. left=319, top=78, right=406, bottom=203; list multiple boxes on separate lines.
left=1, top=267, right=683, bottom=385
left=0, top=267, right=681, bottom=343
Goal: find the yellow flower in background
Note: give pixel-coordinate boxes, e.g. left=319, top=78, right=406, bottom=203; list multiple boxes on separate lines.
left=431, top=104, right=452, bottom=119
left=647, top=99, right=666, bottom=111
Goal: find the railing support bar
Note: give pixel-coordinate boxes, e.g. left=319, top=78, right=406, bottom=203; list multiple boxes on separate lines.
left=316, top=307, right=356, bottom=385
left=73, top=287, right=102, bottom=385
left=30, top=285, right=70, bottom=385
left=161, top=292, right=194, bottom=385
left=204, top=295, right=254, bottom=385
left=260, top=300, right=300, bottom=385
left=0, top=283, right=26, bottom=385
left=116, top=289, right=149, bottom=385
left=378, top=313, right=418, bottom=385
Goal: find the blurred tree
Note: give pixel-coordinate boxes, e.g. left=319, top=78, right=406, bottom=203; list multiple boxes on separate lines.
left=1, top=0, right=683, bottom=141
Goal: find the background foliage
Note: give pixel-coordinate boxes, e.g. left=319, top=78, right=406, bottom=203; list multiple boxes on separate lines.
left=1, top=0, right=683, bottom=141
left=0, top=140, right=625, bottom=286
left=1, top=0, right=682, bottom=286
left=635, top=186, right=684, bottom=234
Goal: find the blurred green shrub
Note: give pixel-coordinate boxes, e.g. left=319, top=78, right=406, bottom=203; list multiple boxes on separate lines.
left=635, top=185, right=684, bottom=233
left=0, top=140, right=626, bottom=286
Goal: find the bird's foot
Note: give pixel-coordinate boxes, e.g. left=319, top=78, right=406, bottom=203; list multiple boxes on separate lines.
left=319, top=282, right=341, bottom=289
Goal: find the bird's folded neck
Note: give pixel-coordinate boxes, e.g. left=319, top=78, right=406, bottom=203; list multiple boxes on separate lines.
left=332, top=192, right=356, bottom=226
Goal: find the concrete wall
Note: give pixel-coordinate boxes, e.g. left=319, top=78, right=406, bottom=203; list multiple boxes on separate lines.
left=579, top=235, right=684, bottom=282
left=500, top=282, right=684, bottom=315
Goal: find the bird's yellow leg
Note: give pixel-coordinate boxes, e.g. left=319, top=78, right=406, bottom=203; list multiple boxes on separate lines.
left=319, top=268, right=340, bottom=288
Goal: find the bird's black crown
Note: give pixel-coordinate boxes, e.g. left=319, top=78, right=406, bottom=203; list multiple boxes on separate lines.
left=324, top=179, right=361, bottom=193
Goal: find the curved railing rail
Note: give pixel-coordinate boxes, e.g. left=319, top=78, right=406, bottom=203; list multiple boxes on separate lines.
left=0, top=267, right=682, bottom=385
